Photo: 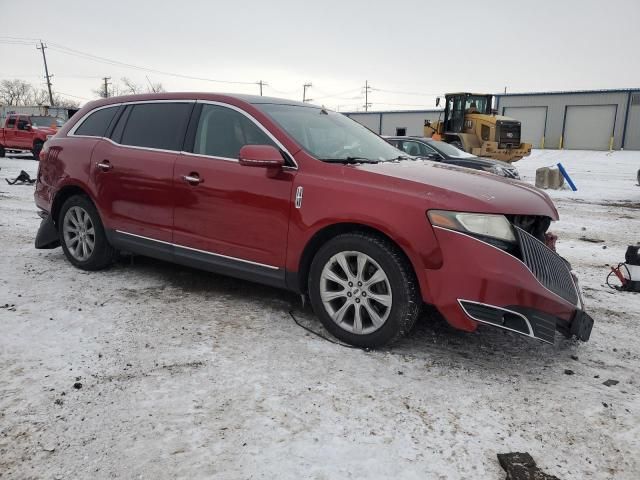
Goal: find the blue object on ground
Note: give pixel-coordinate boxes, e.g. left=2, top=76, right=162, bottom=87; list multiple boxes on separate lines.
left=557, top=162, right=577, bottom=191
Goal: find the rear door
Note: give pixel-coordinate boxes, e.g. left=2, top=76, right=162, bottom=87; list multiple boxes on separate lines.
left=89, top=101, right=194, bottom=251
left=173, top=102, right=295, bottom=284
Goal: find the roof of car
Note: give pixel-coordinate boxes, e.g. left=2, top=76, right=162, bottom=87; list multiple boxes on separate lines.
left=86, top=92, right=314, bottom=109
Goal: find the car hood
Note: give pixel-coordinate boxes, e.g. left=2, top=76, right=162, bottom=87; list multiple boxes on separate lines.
left=352, top=160, right=558, bottom=219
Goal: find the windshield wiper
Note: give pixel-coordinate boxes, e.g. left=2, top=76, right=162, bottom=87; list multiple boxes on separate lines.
left=321, top=157, right=379, bottom=164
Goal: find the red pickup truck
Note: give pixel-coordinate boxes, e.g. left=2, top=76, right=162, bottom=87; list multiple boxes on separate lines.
left=0, top=114, right=60, bottom=159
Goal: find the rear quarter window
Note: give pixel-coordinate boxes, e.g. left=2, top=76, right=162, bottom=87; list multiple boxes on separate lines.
left=6, top=117, right=16, bottom=128
left=74, top=106, right=119, bottom=137
left=119, top=103, right=193, bottom=151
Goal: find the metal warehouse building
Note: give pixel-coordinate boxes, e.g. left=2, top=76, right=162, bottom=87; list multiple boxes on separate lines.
left=345, top=88, right=640, bottom=151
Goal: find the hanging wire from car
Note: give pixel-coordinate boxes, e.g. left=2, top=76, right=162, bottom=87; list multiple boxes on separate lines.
left=288, top=310, right=369, bottom=351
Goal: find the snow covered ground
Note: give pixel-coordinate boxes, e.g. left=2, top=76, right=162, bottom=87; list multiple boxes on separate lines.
left=0, top=150, right=639, bottom=479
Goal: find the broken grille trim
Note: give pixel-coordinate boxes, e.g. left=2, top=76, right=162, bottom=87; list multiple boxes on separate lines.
left=515, top=226, right=579, bottom=305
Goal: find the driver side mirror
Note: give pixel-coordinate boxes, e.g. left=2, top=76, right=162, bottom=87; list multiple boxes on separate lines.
left=25, top=123, right=32, bottom=131
left=239, top=145, right=284, bottom=169
left=435, top=97, right=441, bottom=107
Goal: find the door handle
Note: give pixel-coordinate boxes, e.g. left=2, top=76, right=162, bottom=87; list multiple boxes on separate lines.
left=96, top=160, right=112, bottom=171
left=182, top=173, right=203, bottom=185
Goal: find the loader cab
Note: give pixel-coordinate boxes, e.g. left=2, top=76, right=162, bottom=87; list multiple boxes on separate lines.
left=443, top=93, right=493, bottom=133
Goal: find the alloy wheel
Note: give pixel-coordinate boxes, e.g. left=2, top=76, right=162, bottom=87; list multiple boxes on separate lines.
left=62, top=206, right=96, bottom=262
left=319, top=251, right=393, bottom=335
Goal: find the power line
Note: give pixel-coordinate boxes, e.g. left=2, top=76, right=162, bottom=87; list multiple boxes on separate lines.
left=45, top=42, right=258, bottom=86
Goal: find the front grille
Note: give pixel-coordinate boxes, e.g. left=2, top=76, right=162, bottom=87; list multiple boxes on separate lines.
left=498, top=121, right=521, bottom=148
left=515, top=227, right=578, bottom=305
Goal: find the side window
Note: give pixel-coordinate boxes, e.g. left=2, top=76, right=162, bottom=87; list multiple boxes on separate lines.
left=74, top=106, right=119, bottom=137
left=401, top=141, right=422, bottom=156
left=193, top=104, right=276, bottom=159
left=120, top=103, right=193, bottom=151
left=7, top=117, right=16, bottom=128
left=17, top=117, right=29, bottom=130
left=422, top=143, right=440, bottom=157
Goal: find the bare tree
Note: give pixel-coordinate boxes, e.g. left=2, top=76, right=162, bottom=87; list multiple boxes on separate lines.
left=92, top=77, right=165, bottom=99
left=0, top=79, right=33, bottom=106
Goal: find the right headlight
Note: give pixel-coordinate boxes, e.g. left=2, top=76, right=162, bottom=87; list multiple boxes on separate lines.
left=427, top=210, right=516, bottom=243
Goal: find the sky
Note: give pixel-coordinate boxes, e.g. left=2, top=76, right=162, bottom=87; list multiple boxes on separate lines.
left=1, top=0, right=639, bottom=111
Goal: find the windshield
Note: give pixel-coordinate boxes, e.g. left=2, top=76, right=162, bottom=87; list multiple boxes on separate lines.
left=256, top=104, right=405, bottom=162
left=30, top=116, right=59, bottom=128
left=464, top=96, right=491, bottom=114
left=430, top=140, right=477, bottom=158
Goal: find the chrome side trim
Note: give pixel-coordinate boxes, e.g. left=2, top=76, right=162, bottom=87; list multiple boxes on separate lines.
left=433, top=225, right=580, bottom=308
left=457, top=299, right=544, bottom=342
left=67, top=98, right=299, bottom=169
left=115, top=230, right=280, bottom=270
left=295, top=186, right=303, bottom=209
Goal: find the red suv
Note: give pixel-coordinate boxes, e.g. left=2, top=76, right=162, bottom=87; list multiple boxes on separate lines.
left=34, top=93, right=594, bottom=347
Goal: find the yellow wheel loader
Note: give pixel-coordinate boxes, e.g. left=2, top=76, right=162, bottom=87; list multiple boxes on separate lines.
left=424, top=93, right=532, bottom=162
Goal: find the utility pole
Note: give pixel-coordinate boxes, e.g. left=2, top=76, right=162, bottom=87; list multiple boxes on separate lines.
left=37, top=41, right=54, bottom=106
left=257, top=80, right=267, bottom=96
left=363, top=80, right=372, bottom=111
left=303, top=83, right=312, bottom=103
left=103, top=77, right=112, bottom=98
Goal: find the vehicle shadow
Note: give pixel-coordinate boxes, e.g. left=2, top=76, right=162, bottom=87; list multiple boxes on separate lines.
left=103, top=254, right=580, bottom=373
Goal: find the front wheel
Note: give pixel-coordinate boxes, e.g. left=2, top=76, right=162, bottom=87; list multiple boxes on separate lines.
left=32, top=140, right=44, bottom=160
left=308, top=233, right=420, bottom=348
left=58, top=195, right=116, bottom=271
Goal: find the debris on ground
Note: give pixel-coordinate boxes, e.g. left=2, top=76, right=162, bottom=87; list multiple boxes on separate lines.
left=497, top=452, right=561, bottom=480
left=5, top=170, right=36, bottom=185
left=603, top=379, right=619, bottom=387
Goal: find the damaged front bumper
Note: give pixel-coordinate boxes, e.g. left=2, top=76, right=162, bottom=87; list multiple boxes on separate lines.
left=425, top=226, right=594, bottom=343
left=35, top=210, right=60, bottom=249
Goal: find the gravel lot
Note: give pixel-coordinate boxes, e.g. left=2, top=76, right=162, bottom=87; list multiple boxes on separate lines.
left=1, top=151, right=639, bottom=479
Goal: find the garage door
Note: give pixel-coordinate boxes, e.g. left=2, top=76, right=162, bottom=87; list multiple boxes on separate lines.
left=503, top=107, right=547, bottom=148
left=563, top=105, right=616, bottom=150
left=623, top=102, right=640, bottom=150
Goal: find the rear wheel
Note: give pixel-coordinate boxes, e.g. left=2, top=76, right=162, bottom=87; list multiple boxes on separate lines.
left=58, top=195, right=116, bottom=270
left=308, top=233, right=420, bottom=348
left=0, top=145, right=5, bottom=158
left=32, top=140, right=44, bottom=160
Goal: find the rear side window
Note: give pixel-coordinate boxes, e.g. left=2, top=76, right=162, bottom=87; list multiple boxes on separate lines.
left=74, top=106, right=118, bottom=137
left=119, top=103, right=192, bottom=151
left=193, top=104, right=275, bottom=158
left=6, top=117, right=16, bottom=128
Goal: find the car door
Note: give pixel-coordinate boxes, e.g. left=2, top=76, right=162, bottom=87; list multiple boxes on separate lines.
left=173, top=102, right=295, bottom=285
left=89, top=101, right=194, bottom=251
left=4, top=116, right=17, bottom=146
left=16, top=116, right=32, bottom=148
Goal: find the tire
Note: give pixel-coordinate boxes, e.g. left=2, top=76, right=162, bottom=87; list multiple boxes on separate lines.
left=32, top=140, right=44, bottom=160
left=58, top=195, right=117, bottom=271
left=450, top=139, right=464, bottom=151
left=308, top=232, right=421, bottom=348
left=0, top=145, right=5, bottom=158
